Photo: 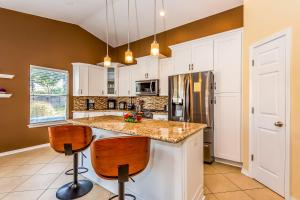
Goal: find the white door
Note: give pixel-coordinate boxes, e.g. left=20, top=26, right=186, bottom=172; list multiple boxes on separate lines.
left=252, top=36, right=286, bottom=196
left=88, top=66, right=105, bottom=96
left=214, top=31, right=242, bottom=93
left=172, top=45, right=192, bottom=75
left=191, top=39, right=214, bottom=72
left=214, top=93, right=241, bottom=162
left=118, top=67, right=131, bottom=96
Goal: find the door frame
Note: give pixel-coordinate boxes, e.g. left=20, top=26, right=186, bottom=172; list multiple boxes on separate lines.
left=249, top=28, right=292, bottom=199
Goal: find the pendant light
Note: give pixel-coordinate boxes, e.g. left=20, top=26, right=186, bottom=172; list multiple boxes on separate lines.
left=104, top=0, right=111, bottom=67
left=150, top=0, right=159, bottom=56
left=125, top=0, right=133, bottom=63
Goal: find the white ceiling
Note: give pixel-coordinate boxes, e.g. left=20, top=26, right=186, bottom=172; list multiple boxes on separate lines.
left=0, top=0, right=243, bottom=47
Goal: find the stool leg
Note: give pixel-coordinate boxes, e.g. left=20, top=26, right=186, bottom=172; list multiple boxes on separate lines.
left=56, top=153, right=93, bottom=200
left=119, top=182, right=125, bottom=200
left=73, top=153, right=78, bottom=186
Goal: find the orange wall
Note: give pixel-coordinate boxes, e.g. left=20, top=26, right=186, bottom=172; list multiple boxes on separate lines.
left=243, top=0, right=300, bottom=199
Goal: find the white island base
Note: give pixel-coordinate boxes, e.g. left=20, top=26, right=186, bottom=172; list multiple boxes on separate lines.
left=81, top=128, right=205, bottom=200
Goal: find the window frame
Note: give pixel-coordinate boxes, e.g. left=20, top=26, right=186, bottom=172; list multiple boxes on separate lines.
left=28, top=65, right=69, bottom=128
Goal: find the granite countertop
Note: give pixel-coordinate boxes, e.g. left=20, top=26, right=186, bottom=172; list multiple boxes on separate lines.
left=68, top=116, right=206, bottom=143
left=72, top=110, right=168, bottom=115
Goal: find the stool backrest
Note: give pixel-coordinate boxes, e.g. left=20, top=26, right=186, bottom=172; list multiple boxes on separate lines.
left=91, top=136, right=151, bottom=179
left=48, top=125, right=93, bottom=153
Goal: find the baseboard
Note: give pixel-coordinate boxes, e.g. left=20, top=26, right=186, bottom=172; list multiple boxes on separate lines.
left=241, top=168, right=250, bottom=177
left=0, top=143, right=50, bottom=157
left=215, top=157, right=243, bottom=168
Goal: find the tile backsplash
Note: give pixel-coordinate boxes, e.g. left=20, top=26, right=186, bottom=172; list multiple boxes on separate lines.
left=73, top=96, right=168, bottom=111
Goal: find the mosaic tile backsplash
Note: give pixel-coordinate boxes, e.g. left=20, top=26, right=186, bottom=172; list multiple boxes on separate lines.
left=73, top=96, right=168, bottom=111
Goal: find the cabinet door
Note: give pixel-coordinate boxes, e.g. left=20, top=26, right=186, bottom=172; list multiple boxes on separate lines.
left=129, top=65, right=139, bottom=96
left=104, top=66, right=119, bottom=96
left=146, top=56, right=159, bottom=79
left=118, top=67, right=131, bottom=96
left=172, top=45, right=192, bottom=75
left=159, top=58, right=172, bottom=96
left=214, top=31, right=242, bottom=93
left=191, top=39, right=214, bottom=72
left=73, top=64, right=89, bottom=96
left=88, top=66, right=105, bottom=96
left=214, top=93, right=241, bottom=162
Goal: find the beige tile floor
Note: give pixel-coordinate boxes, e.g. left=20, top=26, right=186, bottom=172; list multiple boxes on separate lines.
left=204, top=163, right=284, bottom=200
left=0, top=147, right=284, bottom=200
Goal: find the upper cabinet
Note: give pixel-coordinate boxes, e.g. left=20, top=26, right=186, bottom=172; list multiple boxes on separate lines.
left=103, top=64, right=119, bottom=96
left=214, top=31, right=242, bottom=93
left=135, top=56, right=159, bottom=80
left=170, top=38, right=214, bottom=75
left=159, top=58, right=173, bottom=96
left=118, top=66, right=131, bottom=97
left=73, top=63, right=89, bottom=96
left=88, top=65, right=105, bottom=96
left=73, top=63, right=111, bottom=97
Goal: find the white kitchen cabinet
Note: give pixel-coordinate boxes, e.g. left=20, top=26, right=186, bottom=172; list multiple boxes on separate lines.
left=153, top=114, right=168, bottom=121
left=170, top=38, right=214, bottom=75
left=191, top=39, right=214, bottom=72
left=88, top=65, right=105, bottom=96
left=214, top=31, right=242, bottom=93
left=129, top=64, right=139, bottom=96
left=103, top=65, right=119, bottom=96
left=135, top=56, right=159, bottom=80
left=214, top=93, right=241, bottom=162
left=159, top=58, right=172, bottom=96
left=118, top=66, right=131, bottom=97
left=73, top=63, right=89, bottom=96
left=73, top=112, right=89, bottom=119
left=171, top=44, right=192, bottom=75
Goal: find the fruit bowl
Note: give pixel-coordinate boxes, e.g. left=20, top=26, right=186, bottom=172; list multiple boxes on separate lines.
left=123, top=112, right=142, bottom=123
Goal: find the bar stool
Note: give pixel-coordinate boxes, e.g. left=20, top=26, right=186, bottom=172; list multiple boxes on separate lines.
left=48, top=125, right=95, bottom=200
left=91, top=136, right=151, bottom=200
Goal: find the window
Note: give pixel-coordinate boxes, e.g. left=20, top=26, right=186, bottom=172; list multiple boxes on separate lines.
left=30, top=65, right=68, bottom=125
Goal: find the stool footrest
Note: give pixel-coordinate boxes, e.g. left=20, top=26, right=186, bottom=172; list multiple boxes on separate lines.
left=65, top=167, right=88, bottom=175
left=109, top=194, right=136, bottom=200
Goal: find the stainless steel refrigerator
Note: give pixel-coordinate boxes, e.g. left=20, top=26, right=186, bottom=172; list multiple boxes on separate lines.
left=168, top=71, right=214, bottom=163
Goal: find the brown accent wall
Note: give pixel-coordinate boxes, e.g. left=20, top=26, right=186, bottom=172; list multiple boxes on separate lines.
left=0, top=8, right=110, bottom=152
left=114, top=6, right=243, bottom=63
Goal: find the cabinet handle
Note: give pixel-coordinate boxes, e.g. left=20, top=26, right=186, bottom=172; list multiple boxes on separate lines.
left=191, top=64, right=194, bottom=70
left=214, top=82, right=216, bottom=90
left=80, top=89, right=82, bottom=95
left=188, top=64, right=191, bottom=71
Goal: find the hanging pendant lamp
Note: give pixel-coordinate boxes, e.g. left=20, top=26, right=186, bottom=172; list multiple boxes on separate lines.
left=104, top=0, right=111, bottom=67
left=125, top=0, right=133, bottom=63
left=150, top=0, right=159, bottom=56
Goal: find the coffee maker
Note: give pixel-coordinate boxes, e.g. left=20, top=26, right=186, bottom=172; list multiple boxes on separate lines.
left=86, top=99, right=95, bottom=110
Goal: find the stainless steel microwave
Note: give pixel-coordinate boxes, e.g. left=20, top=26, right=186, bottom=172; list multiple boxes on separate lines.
left=136, top=79, right=159, bottom=96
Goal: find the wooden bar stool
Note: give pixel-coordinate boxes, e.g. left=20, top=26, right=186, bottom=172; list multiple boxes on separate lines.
left=91, top=136, right=151, bottom=200
left=48, top=125, right=95, bottom=200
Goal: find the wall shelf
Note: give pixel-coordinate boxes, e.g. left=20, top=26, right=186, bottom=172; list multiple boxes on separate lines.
left=0, top=93, right=12, bottom=98
left=0, top=74, right=15, bottom=79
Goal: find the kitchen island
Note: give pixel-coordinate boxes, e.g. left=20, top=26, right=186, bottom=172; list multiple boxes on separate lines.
left=68, top=116, right=206, bottom=200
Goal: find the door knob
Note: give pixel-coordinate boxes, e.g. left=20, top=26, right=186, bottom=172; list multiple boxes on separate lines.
left=274, top=121, right=284, bottom=127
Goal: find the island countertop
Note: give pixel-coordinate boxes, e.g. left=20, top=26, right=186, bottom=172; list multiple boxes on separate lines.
left=68, top=115, right=206, bottom=143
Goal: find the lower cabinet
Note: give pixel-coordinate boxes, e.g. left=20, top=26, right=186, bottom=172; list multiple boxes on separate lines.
left=153, top=114, right=168, bottom=121
left=214, top=93, right=241, bottom=162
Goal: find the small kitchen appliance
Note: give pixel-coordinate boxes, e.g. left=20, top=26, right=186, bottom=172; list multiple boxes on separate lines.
left=107, top=99, right=116, bottom=109
left=86, top=99, right=95, bottom=110
left=119, top=101, right=127, bottom=110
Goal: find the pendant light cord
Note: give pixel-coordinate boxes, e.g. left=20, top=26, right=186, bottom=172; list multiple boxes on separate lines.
left=106, top=0, right=109, bottom=56
left=127, top=0, right=130, bottom=50
left=154, top=0, right=157, bottom=42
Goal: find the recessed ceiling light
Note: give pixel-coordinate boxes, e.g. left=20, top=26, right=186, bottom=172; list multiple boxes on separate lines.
left=160, top=10, right=165, bottom=17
